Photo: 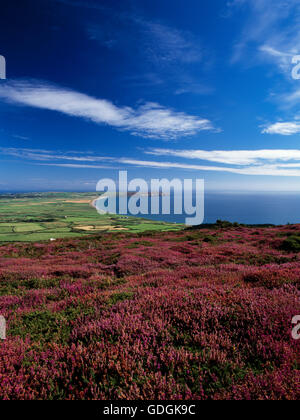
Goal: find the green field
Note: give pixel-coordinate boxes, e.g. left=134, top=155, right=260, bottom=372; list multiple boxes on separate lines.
left=0, top=192, right=182, bottom=242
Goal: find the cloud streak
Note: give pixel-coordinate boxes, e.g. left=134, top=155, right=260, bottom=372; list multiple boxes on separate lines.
left=33, top=160, right=300, bottom=176
left=140, top=20, right=202, bottom=65
left=146, top=148, right=300, bottom=165
left=86, top=9, right=203, bottom=65
left=0, top=147, right=114, bottom=162
left=262, top=122, right=300, bottom=135
left=231, top=0, right=300, bottom=73
left=119, top=158, right=300, bottom=177
left=39, top=163, right=115, bottom=169
left=0, top=80, right=214, bottom=139
left=229, top=1, right=300, bottom=134
left=4, top=147, right=300, bottom=177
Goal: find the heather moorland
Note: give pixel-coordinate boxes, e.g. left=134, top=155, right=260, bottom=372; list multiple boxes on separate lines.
left=0, top=222, right=299, bottom=400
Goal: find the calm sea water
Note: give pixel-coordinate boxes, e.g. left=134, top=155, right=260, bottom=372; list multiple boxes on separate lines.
left=122, top=192, right=300, bottom=226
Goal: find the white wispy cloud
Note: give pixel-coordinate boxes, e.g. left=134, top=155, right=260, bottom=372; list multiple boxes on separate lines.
left=259, top=45, right=295, bottom=73
left=140, top=20, right=202, bottom=64
left=85, top=6, right=208, bottom=96
left=259, top=45, right=293, bottom=59
left=57, top=0, right=211, bottom=97
left=87, top=13, right=203, bottom=65
left=0, top=147, right=114, bottom=162
left=38, top=163, right=114, bottom=169
left=119, top=158, right=300, bottom=177
left=229, top=1, right=300, bottom=132
left=231, top=0, right=300, bottom=73
left=12, top=134, right=29, bottom=140
left=145, top=148, right=300, bottom=165
left=262, top=122, right=300, bottom=135
left=280, top=88, right=300, bottom=107
left=5, top=146, right=300, bottom=176
left=0, top=80, right=214, bottom=139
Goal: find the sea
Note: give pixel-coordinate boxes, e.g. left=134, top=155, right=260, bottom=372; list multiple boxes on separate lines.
left=119, top=192, right=300, bottom=226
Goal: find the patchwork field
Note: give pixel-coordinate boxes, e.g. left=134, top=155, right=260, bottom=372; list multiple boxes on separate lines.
left=0, top=193, right=182, bottom=242
left=0, top=224, right=299, bottom=399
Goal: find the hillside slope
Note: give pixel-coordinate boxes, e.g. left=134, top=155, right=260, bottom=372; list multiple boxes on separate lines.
left=0, top=225, right=299, bottom=400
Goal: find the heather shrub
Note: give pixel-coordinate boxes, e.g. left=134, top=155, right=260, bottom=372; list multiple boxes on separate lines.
left=109, top=292, right=135, bottom=305
left=281, top=235, right=300, bottom=252
left=0, top=225, right=299, bottom=400
left=9, top=310, right=71, bottom=344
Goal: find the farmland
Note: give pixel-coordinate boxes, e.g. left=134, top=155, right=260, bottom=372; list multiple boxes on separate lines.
left=0, top=223, right=299, bottom=399
left=0, top=192, right=181, bottom=242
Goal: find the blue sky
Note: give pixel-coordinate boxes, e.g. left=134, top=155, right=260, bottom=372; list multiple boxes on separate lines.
left=1, top=0, right=300, bottom=191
